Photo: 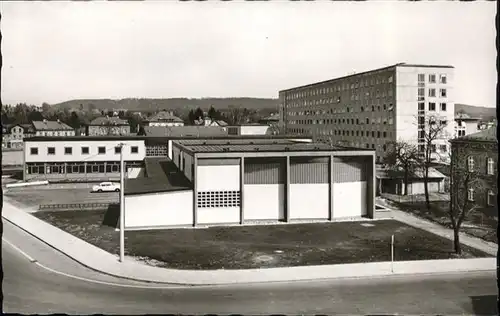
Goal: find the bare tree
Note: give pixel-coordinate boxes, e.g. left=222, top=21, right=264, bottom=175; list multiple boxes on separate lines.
left=449, top=147, right=487, bottom=254
left=414, top=114, right=451, bottom=209
left=382, top=141, right=420, bottom=196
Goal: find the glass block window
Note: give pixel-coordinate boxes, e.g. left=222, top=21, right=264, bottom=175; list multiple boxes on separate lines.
left=197, top=191, right=241, bottom=208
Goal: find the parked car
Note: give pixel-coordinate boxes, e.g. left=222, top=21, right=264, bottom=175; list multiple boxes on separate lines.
left=91, top=182, right=120, bottom=193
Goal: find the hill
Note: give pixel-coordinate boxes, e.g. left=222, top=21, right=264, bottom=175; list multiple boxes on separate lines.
left=455, top=103, right=497, bottom=121
left=51, top=98, right=280, bottom=113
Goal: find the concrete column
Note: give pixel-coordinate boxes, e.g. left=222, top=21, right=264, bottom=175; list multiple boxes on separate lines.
left=285, top=155, right=290, bottom=222
left=329, top=155, right=334, bottom=221
left=368, top=154, right=376, bottom=219
left=193, top=156, right=198, bottom=227
left=240, top=156, right=245, bottom=225
left=103, top=161, right=107, bottom=175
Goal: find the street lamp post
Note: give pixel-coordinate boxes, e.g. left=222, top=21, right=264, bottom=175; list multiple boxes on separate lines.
left=119, top=143, right=125, bottom=262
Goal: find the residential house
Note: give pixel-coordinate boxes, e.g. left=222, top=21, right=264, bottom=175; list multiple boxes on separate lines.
left=454, top=113, right=480, bottom=137
left=2, top=123, right=35, bottom=149
left=32, top=119, right=75, bottom=137
left=86, top=116, right=131, bottom=136
left=143, top=111, right=184, bottom=127
left=450, top=126, right=497, bottom=211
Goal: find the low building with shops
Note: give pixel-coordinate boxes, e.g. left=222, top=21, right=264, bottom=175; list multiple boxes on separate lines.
left=123, top=138, right=376, bottom=230
left=22, top=135, right=313, bottom=182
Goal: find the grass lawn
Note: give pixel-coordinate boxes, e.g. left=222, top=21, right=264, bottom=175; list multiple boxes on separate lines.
left=34, top=210, right=492, bottom=270
left=392, top=200, right=497, bottom=244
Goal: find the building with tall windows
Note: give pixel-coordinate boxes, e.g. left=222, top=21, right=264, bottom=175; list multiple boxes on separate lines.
left=279, top=63, right=455, bottom=163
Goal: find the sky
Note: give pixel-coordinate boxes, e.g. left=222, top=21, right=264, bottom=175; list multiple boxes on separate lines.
left=1, top=1, right=496, bottom=107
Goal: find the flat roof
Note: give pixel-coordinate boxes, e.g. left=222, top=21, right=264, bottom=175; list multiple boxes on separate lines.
left=176, top=141, right=372, bottom=154
left=175, top=139, right=306, bottom=146
left=125, top=157, right=192, bottom=196
left=25, top=135, right=312, bottom=142
left=279, top=62, right=455, bottom=93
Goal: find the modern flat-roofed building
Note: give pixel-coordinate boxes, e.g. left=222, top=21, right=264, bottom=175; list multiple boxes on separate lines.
left=279, top=63, right=455, bottom=163
left=22, top=135, right=313, bottom=182
left=123, top=139, right=376, bottom=230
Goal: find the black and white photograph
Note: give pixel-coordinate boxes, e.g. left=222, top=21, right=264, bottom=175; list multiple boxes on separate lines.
left=1, top=1, right=497, bottom=314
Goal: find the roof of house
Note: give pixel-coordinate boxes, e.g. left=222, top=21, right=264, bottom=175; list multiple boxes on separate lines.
left=89, top=116, right=129, bottom=126
left=144, top=111, right=183, bottom=123
left=455, top=113, right=481, bottom=121
left=260, top=114, right=280, bottom=122
left=32, top=120, right=74, bottom=131
left=452, top=126, right=497, bottom=143
left=203, top=118, right=228, bottom=127
left=143, top=126, right=229, bottom=137
left=376, top=167, right=446, bottom=180
left=125, top=157, right=192, bottom=195
left=279, top=63, right=454, bottom=93
left=175, top=140, right=372, bottom=154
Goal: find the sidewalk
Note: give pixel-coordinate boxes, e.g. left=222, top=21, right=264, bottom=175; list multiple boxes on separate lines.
left=375, top=198, right=498, bottom=256
left=2, top=200, right=496, bottom=286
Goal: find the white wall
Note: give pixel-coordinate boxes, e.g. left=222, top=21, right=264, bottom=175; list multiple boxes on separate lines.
left=289, top=184, right=329, bottom=219
left=125, top=190, right=193, bottom=228
left=127, top=167, right=144, bottom=179
left=196, top=165, right=240, bottom=191
left=168, top=140, right=173, bottom=159
left=182, top=153, right=194, bottom=181
left=243, top=184, right=285, bottom=220
left=240, top=125, right=270, bottom=135
left=197, top=207, right=240, bottom=224
left=333, top=181, right=367, bottom=218
left=395, top=66, right=455, bottom=147
left=25, top=140, right=146, bottom=163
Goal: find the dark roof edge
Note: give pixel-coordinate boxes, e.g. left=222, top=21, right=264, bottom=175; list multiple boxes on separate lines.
left=124, top=187, right=192, bottom=196
left=279, top=63, right=454, bottom=93
left=24, top=135, right=312, bottom=142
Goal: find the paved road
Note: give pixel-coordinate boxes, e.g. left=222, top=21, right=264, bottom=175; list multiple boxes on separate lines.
left=2, top=220, right=498, bottom=315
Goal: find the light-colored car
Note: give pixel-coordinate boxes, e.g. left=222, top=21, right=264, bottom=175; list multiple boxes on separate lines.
left=92, top=182, right=120, bottom=193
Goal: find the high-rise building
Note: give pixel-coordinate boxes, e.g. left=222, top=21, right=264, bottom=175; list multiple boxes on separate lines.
left=279, top=63, right=455, bottom=163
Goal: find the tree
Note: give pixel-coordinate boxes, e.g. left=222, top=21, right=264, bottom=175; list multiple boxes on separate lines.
left=193, top=107, right=204, bottom=125
left=382, top=141, right=420, bottom=196
left=208, top=106, right=217, bottom=120
left=448, top=144, right=488, bottom=254
left=415, top=114, right=450, bottom=209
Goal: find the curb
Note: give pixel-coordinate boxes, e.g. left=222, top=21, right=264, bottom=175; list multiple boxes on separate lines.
left=2, top=203, right=496, bottom=286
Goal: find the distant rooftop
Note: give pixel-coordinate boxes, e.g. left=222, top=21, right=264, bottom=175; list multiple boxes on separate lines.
left=32, top=120, right=74, bottom=131
left=280, top=62, right=454, bottom=93
left=455, top=113, right=481, bottom=121
left=142, top=126, right=229, bottom=137
left=89, top=116, right=129, bottom=126
left=144, top=111, right=183, bottom=123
